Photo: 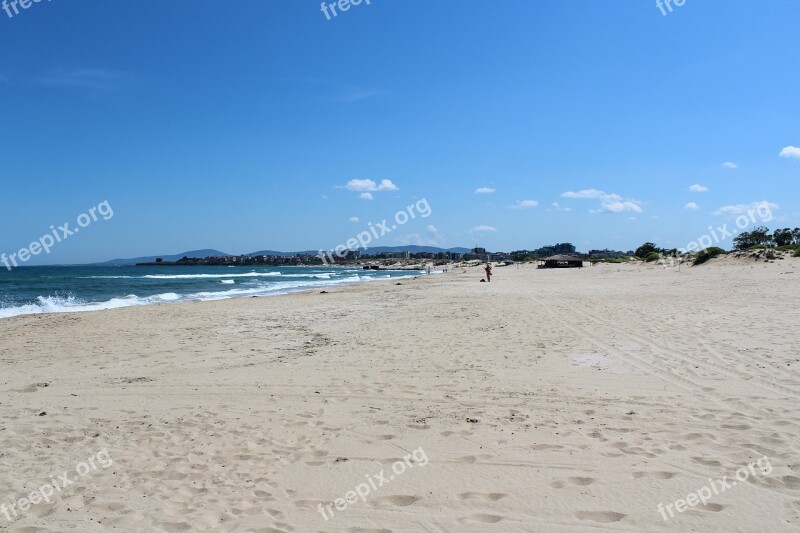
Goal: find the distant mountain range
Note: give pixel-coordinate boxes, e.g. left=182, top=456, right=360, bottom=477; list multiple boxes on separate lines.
left=96, top=246, right=472, bottom=265
left=99, top=250, right=231, bottom=266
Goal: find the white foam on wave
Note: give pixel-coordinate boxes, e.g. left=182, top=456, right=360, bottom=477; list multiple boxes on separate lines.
left=0, top=291, right=195, bottom=318
left=0, top=294, right=156, bottom=318
left=81, top=275, right=135, bottom=279
left=143, top=272, right=282, bottom=279
left=277, top=272, right=335, bottom=279
left=220, top=279, right=235, bottom=285
left=0, top=271, right=416, bottom=319
left=152, top=292, right=182, bottom=301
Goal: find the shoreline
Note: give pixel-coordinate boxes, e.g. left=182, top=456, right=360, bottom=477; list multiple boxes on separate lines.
left=0, top=265, right=434, bottom=321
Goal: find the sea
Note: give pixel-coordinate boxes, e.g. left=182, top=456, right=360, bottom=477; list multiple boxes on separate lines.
left=0, top=265, right=423, bottom=319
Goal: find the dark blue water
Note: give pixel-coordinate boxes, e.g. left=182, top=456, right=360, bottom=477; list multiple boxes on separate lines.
left=0, top=265, right=422, bottom=319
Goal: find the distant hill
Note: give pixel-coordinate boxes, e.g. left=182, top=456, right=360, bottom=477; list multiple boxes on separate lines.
left=359, top=245, right=471, bottom=254
left=248, top=246, right=471, bottom=256
left=99, top=249, right=231, bottom=265
left=96, top=246, right=472, bottom=265
left=247, top=250, right=307, bottom=257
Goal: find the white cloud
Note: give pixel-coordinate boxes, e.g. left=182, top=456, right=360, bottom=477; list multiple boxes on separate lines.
left=561, top=189, right=643, bottom=213
left=358, top=192, right=374, bottom=200
left=475, top=187, right=495, bottom=194
left=345, top=179, right=399, bottom=192
left=509, top=200, right=539, bottom=210
left=470, top=225, right=497, bottom=233
left=346, top=179, right=375, bottom=192
left=684, top=202, right=699, bottom=210
left=688, top=184, right=709, bottom=192
left=349, top=216, right=359, bottom=223
left=550, top=202, right=572, bottom=212
left=713, top=201, right=779, bottom=216
left=377, top=179, right=399, bottom=191
left=396, top=225, right=444, bottom=246
left=780, top=146, right=800, bottom=159
left=722, top=162, right=738, bottom=169
left=561, top=189, right=609, bottom=200
left=598, top=200, right=643, bottom=213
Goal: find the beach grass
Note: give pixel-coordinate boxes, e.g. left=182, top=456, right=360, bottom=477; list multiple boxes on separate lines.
left=694, top=247, right=726, bottom=265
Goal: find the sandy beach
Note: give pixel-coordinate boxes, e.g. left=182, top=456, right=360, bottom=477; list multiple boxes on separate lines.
left=1, top=259, right=799, bottom=532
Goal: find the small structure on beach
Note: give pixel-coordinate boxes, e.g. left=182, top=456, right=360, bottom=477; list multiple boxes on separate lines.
left=541, top=255, right=584, bottom=269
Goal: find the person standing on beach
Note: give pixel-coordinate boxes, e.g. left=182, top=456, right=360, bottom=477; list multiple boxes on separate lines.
left=484, top=263, right=492, bottom=282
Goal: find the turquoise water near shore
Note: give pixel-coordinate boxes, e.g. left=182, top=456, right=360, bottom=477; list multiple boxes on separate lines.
left=0, top=265, right=422, bottom=319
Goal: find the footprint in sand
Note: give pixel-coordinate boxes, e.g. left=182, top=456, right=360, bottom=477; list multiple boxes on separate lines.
left=633, top=471, right=677, bottom=480
left=532, top=443, right=564, bottom=451
left=456, top=454, right=493, bottom=463
left=786, top=500, right=800, bottom=511
left=780, top=476, right=800, bottom=489
left=156, top=523, right=192, bottom=532
left=457, top=513, right=504, bottom=524
left=692, top=457, right=723, bottom=467
left=575, top=511, right=626, bottom=523
left=441, top=430, right=473, bottom=437
left=721, top=424, right=751, bottom=430
left=697, top=503, right=725, bottom=512
left=459, top=492, right=507, bottom=502
left=16, top=382, right=51, bottom=393
left=370, top=495, right=421, bottom=508
left=552, top=477, right=595, bottom=489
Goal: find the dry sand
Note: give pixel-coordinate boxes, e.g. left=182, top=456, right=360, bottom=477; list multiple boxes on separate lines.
left=1, top=258, right=799, bottom=532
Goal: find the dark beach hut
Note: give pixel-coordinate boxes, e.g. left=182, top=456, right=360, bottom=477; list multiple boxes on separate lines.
left=541, top=255, right=584, bottom=269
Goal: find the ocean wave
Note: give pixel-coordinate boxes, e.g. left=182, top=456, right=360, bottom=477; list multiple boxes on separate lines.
left=0, top=272, right=416, bottom=319
left=0, top=292, right=195, bottom=318
left=0, top=294, right=146, bottom=318
left=276, top=272, right=334, bottom=279
left=142, top=272, right=283, bottom=279
left=80, top=275, right=135, bottom=279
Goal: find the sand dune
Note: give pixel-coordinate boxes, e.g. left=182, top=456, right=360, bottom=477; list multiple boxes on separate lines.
left=1, top=258, right=799, bottom=531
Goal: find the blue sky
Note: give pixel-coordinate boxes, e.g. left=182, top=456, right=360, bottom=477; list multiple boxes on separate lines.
left=0, top=0, right=798, bottom=264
